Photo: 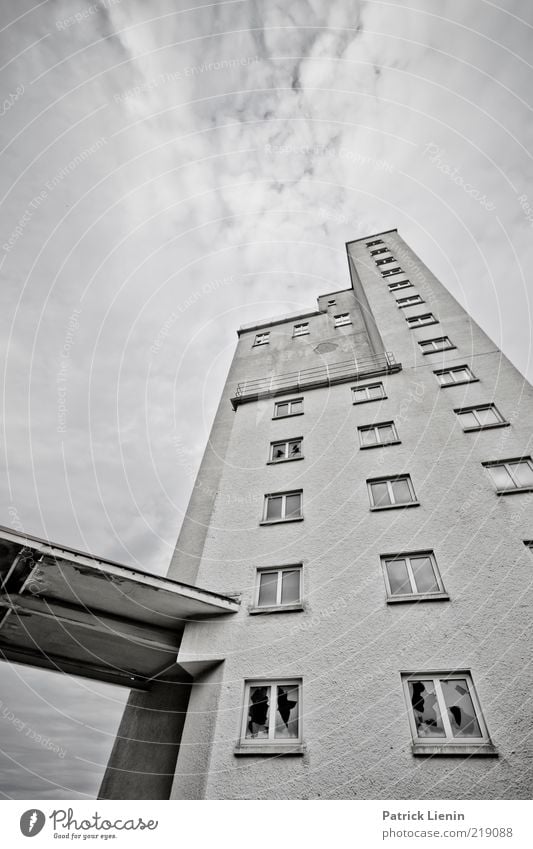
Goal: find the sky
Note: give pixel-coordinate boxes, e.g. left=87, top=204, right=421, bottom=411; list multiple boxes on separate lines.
left=0, top=0, right=532, bottom=799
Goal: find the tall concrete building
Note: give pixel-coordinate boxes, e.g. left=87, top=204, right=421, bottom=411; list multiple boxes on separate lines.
left=2, top=230, right=531, bottom=800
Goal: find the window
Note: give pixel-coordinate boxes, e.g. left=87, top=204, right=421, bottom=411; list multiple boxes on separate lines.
left=397, top=294, right=424, bottom=308
left=334, top=313, right=352, bottom=327
left=388, top=280, right=412, bottom=292
left=293, top=322, right=309, bottom=337
left=352, top=382, right=386, bottom=404
left=376, top=256, right=396, bottom=266
left=327, top=299, right=336, bottom=306
left=455, top=404, right=507, bottom=431
left=381, top=551, right=448, bottom=601
left=402, top=672, right=496, bottom=755
left=381, top=267, right=403, bottom=277
left=269, top=438, right=303, bottom=462
left=366, top=238, right=383, bottom=247
left=483, top=458, right=533, bottom=493
left=262, top=490, right=303, bottom=523
left=254, top=332, right=270, bottom=346
left=435, top=366, right=477, bottom=386
left=253, top=565, right=302, bottom=611
left=406, top=313, right=438, bottom=328
left=419, top=336, right=454, bottom=354
left=359, top=421, right=400, bottom=448
left=367, top=475, right=418, bottom=509
left=370, top=247, right=388, bottom=256
left=237, top=679, right=303, bottom=752
left=274, top=398, right=303, bottom=418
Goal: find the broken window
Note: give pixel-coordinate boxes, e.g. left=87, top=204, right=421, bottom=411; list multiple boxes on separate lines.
left=406, top=312, right=438, bottom=327
left=256, top=566, right=302, bottom=609
left=367, top=475, right=417, bottom=508
left=403, top=673, right=489, bottom=748
left=254, top=332, right=270, bottom=346
left=359, top=421, right=399, bottom=448
left=484, top=458, right=533, bottom=492
left=352, top=382, right=386, bottom=404
left=435, top=366, right=476, bottom=386
left=270, top=438, right=303, bottom=462
left=274, top=398, right=303, bottom=418
left=334, top=313, right=352, bottom=327
left=419, top=336, right=454, bottom=353
left=263, top=491, right=303, bottom=522
left=382, top=551, right=446, bottom=599
left=455, top=404, right=506, bottom=430
left=293, top=323, right=309, bottom=337
left=242, top=680, right=301, bottom=743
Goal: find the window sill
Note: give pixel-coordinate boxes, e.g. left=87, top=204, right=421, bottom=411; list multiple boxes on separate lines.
left=272, top=412, right=304, bottom=420
left=360, top=440, right=401, bottom=450
left=260, top=516, right=304, bottom=526
left=495, top=487, right=533, bottom=496
left=387, top=592, right=449, bottom=604
left=421, top=347, right=457, bottom=355
left=398, top=302, right=425, bottom=309
left=462, top=422, right=509, bottom=432
left=370, top=501, right=420, bottom=512
left=253, top=344, right=269, bottom=348
left=267, top=456, right=304, bottom=465
left=292, top=334, right=310, bottom=339
left=234, top=743, right=305, bottom=757
left=249, top=603, right=304, bottom=615
left=439, top=378, right=480, bottom=388
left=411, top=742, right=498, bottom=757
left=352, top=396, right=388, bottom=406
left=408, top=321, right=439, bottom=329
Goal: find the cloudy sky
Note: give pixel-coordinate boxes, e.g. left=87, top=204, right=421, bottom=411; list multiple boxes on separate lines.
left=0, top=0, right=532, bottom=799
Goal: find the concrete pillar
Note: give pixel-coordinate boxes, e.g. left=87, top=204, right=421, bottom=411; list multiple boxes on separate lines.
left=98, top=672, right=192, bottom=800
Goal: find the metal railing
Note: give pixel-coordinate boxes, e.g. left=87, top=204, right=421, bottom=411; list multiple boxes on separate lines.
left=231, top=351, right=400, bottom=407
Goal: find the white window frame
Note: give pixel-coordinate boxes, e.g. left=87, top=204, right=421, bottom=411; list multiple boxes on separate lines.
left=388, top=280, right=412, bottom=292
left=381, top=266, right=403, bottom=277
left=237, top=678, right=303, bottom=752
left=253, top=565, right=303, bottom=611
left=293, top=322, right=309, bottom=337
left=483, top=457, right=533, bottom=493
left=269, top=438, right=303, bottom=463
left=352, top=383, right=386, bottom=404
left=397, top=294, right=424, bottom=308
left=273, top=398, right=303, bottom=418
left=381, top=551, right=448, bottom=602
left=367, top=475, right=418, bottom=509
left=358, top=421, right=400, bottom=448
left=262, top=490, right=303, bottom=523
left=435, top=366, right=477, bottom=386
left=254, top=332, right=270, bottom=346
left=406, top=312, right=438, bottom=328
left=401, top=671, right=496, bottom=755
left=455, top=404, right=507, bottom=431
left=419, top=336, right=454, bottom=354
left=334, top=313, right=352, bottom=327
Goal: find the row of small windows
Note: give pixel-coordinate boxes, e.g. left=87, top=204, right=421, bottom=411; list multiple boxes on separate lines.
left=237, top=672, right=495, bottom=754
left=251, top=310, right=351, bottom=347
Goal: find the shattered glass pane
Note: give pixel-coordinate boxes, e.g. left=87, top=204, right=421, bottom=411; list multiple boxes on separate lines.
left=487, top=465, right=514, bottom=490
left=386, top=559, right=411, bottom=595
left=266, top=496, right=283, bottom=520
left=289, top=441, right=301, bottom=455
left=281, top=570, right=300, bottom=604
left=275, top=685, right=299, bottom=739
left=409, top=680, right=446, bottom=738
left=274, top=444, right=287, bottom=459
left=361, top=428, right=377, bottom=446
left=371, top=481, right=390, bottom=507
left=258, top=572, right=278, bottom=607
left=459, top=411, right=478, bottom=428
left=285, top=494, right=301, bottom=518
left=391, top=478, right=412, bottom=503
left=246, top=686, right=270, bottom=738
left=441, top=679, right=482, bottom=738
left=509, top=461, right=533, bottom=488
left=411, top=556, right=439, bottom=593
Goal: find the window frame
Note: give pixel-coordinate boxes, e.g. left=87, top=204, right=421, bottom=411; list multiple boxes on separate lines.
left=388, top=280, right=412, bottom=292
left=419, top=336, right=455, bottom=354
left=401, top=671, right=497, bottom=756
left=370, top=246, right=388, bottom=256
left=367, top=474, right=419, bottom=510
left=351, top=382, right=386, bottom=405
left=366, top=238, right=383, bottom=248
left=406, top=312, right=438, bottom=328
left=251, top=565, right=303, bottom=613
left=396, top=294, right=425, bottom=308
left=268, top=437, right=304, bottom=464
left=327, top=299, right=336, bottom=306
left=376, top=255, right=396, bottom=266
left=381, top=266, right=403, bottom=277
left=273, top=398, right=304, bottom=419
left=435, top=366, right=478, bottom=387
left=455, top=404, right=508, bottom=432
left=261, top=490, right=303, bottom=524
left=482, top=457, right=533, bottom=495
left=293, top=322, right=309, bottom=337
left=381, top=550, right=448, bottom=603
left=334, top=313, right=352, bottom=328
left=358, top=420, right=400, bottom=449
left=253, top=331, right=270, bottom=346
left=235, top=678, right=304, bottom=755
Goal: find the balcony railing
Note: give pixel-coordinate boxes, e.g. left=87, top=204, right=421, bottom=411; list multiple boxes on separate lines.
left=231, top=351, right=401, bottom=407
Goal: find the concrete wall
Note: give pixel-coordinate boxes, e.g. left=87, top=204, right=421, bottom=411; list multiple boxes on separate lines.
left=172, top=231, right=533, bottom=799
